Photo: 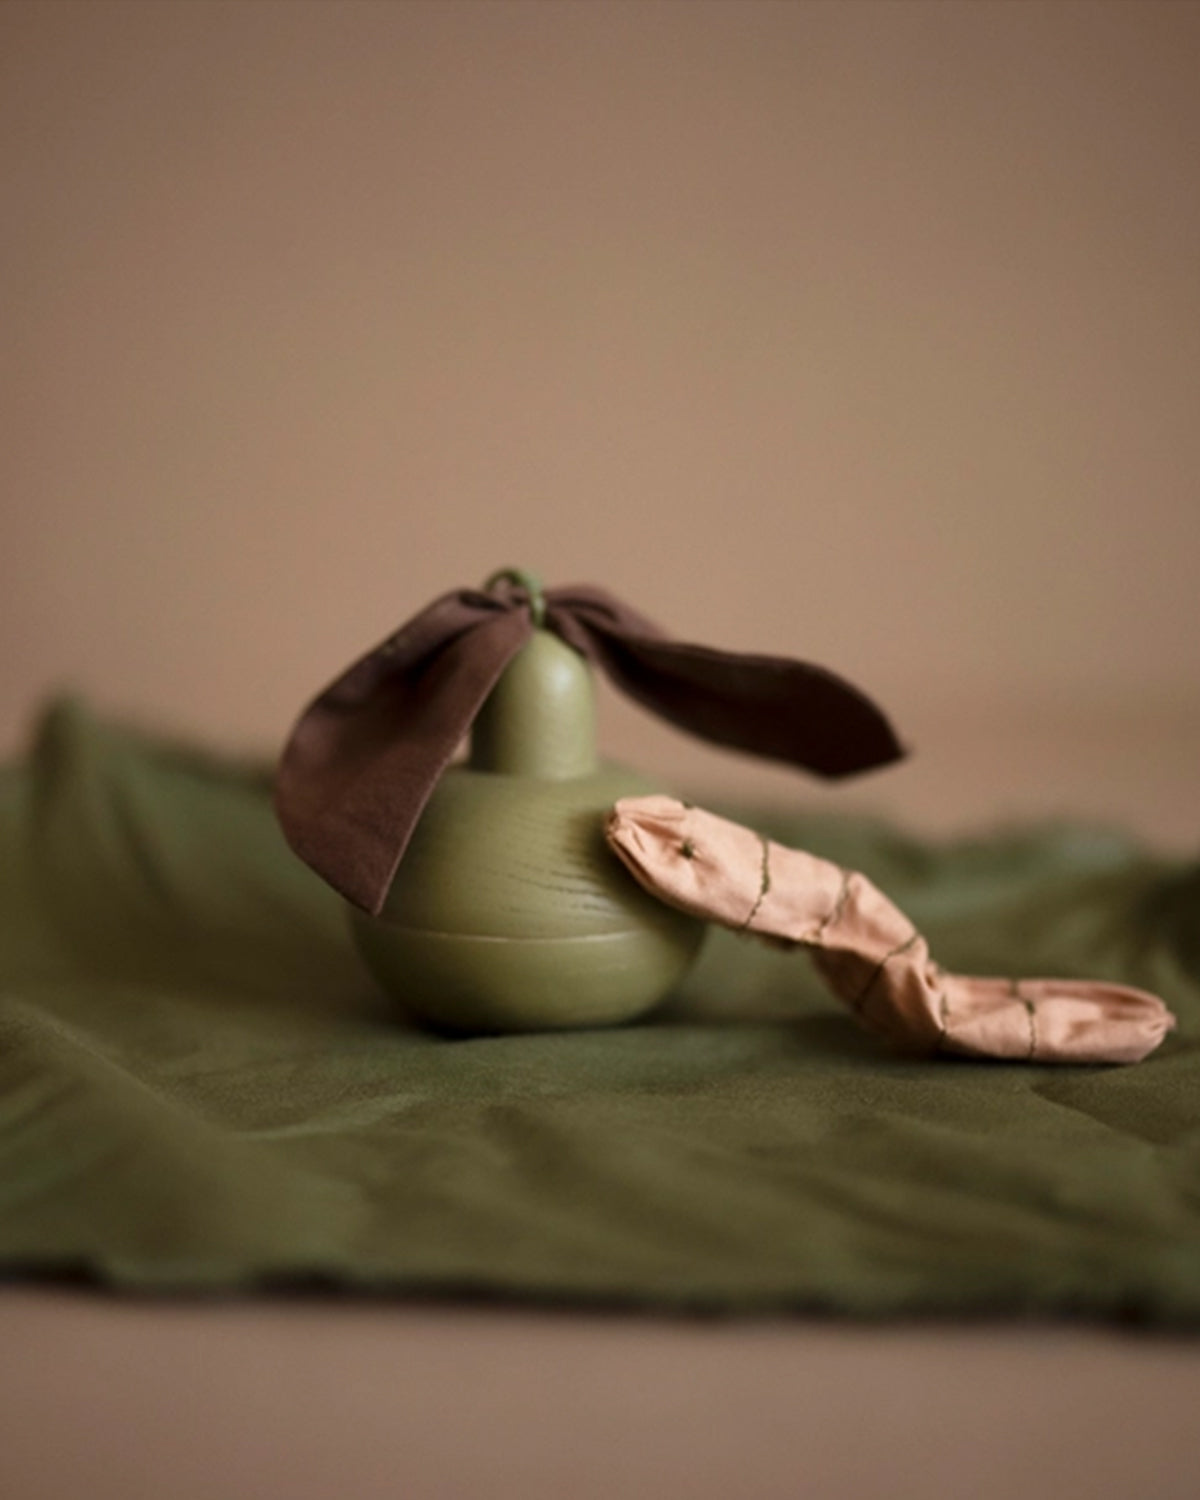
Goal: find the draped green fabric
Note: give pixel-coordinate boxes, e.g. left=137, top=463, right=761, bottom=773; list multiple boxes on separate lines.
left=2, top=699, right=1199, bottom=1319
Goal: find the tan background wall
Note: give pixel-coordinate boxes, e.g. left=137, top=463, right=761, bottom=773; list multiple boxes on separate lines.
left=2, top=0, right=1198, bottom=833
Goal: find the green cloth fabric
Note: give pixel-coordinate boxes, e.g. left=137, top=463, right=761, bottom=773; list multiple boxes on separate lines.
left=2, top=699, right=1199, bottom=1320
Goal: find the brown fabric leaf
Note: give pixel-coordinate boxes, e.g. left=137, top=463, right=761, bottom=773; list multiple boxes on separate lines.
left=274, top=592, right=532, bottom=913
left=275, top=578, right=904, bottom=913
left=546, top=584, right=905, bottom=777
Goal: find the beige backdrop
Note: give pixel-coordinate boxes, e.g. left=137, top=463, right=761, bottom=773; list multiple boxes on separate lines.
left=2, top=0, right=1198, bottom=836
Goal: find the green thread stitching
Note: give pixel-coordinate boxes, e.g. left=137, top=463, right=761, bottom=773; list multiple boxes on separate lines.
left=1010, top=978, right=1037, bottom=1061
left=851, top=931, right=920, bottom=1013
left=812, top=870, right=852, bottom=945
left=738, top=835, right=772, bottom=932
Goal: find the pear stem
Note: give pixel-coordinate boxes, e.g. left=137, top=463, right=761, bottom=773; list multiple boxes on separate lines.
left=484, top=567, right=546, bottom=627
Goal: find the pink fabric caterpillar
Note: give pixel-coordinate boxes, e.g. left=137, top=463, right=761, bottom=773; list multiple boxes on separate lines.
left=606, top=796, right=1175, bottom=1065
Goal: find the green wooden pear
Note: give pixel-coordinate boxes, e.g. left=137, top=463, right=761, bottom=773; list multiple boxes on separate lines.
left=349, top=577, right=704, bottom=1032
left=278, top=567, right=904, bottom=1032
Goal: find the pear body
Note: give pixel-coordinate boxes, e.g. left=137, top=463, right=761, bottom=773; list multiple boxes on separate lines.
left=350, top=763, right=703, bottom=1032
left=348, top=627, right=703, bottom=1033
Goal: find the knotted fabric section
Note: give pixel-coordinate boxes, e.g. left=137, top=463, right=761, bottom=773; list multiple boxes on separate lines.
left=275, top=577, right=905, bottom=914
left=606, top=796, right=1176, bottom=1065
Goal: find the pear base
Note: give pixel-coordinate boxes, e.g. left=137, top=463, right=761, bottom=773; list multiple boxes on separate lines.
left=351, top=918, right=703, bottom=1034
left=348, top=758, right=704, bottom=1034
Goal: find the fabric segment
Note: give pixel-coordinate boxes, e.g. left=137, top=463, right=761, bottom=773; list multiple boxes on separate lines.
left=4, top=701, right=1200, bottom=1320
left=606, top=797, right=1175, bottom=1064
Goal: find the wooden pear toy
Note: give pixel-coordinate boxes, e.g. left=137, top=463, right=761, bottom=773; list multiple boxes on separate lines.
left=275, top=566, right=905, bottom=1036
left=349, top=601, right=704, bottom=1032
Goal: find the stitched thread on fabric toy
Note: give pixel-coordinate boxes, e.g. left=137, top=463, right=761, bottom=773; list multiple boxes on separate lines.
left=737, top=835, right=773, bottom=932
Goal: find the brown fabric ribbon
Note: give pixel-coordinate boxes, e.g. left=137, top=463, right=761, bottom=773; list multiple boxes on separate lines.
left=275, top=576, right=905, bottom=914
